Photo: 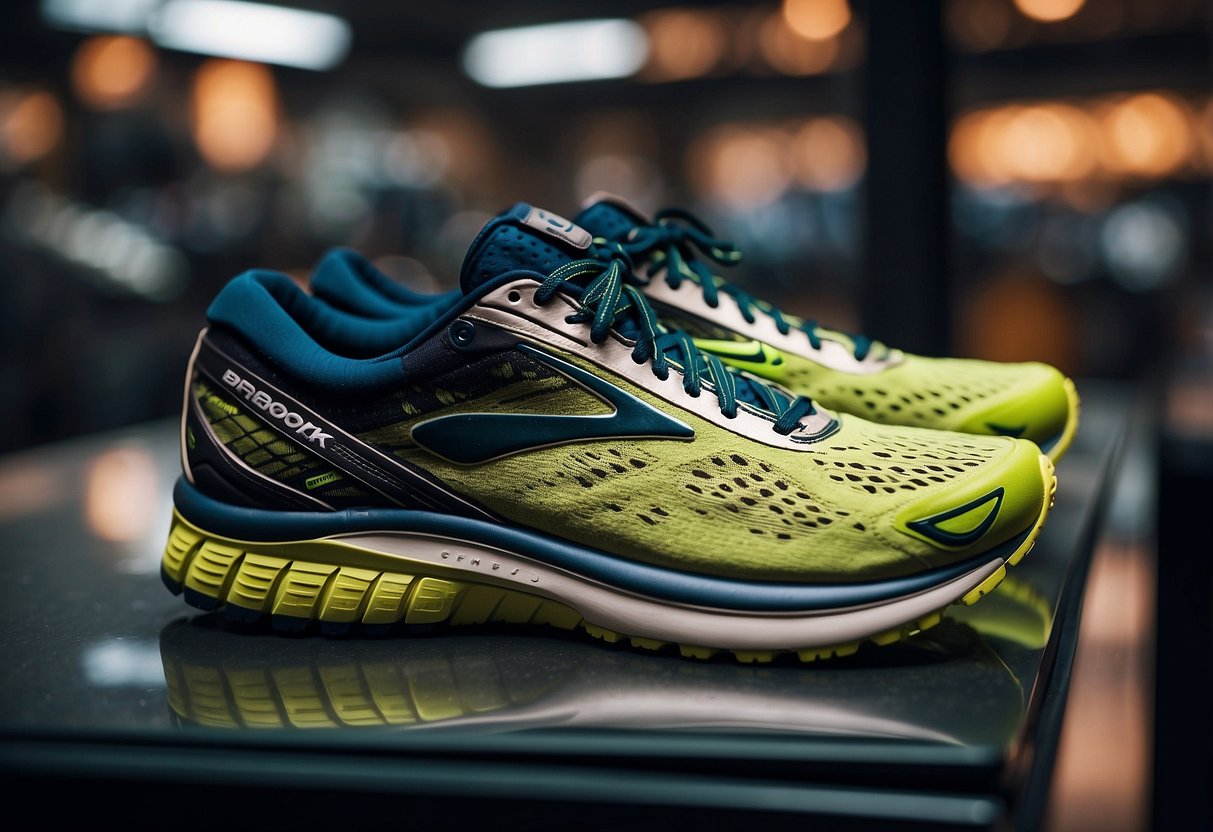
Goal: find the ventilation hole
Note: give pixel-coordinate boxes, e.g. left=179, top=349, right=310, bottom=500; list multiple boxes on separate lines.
left=637, top=514, right=657, bottom=526
left=610, top=463, right=627, bottom=473
left=741, top=497, right=757, bottom=506
left=854, top=522, right=866, bottom=531
left=757, top=488, right=774, bottom=497
left=818, top=517, right=832, bottom=525
left=711, top=456, right=726, bottom=466
left=719, top=484, right=733, bottom=493
left=749, top=528, right=765, bottom=535
left=776, top=481, right=789, bottom=490
left=777, top=533, right=792, bottom=540
left=652, top=507, right=669, bottom=517
left=630, top=459, right=647, bottom=468
left=849, top=463, right=866, bottom=470
left=692, top=469, right=710, bottom=479
left=585, top=452, right=601, bottom=460
left=769, top=505, right=784, bottom=514
left=730, top=454, right=748, bottom=465
left=605, top=503, right=622, bottom=512
left=591, top=468, right=608, bottom=478
left=685, top=484, right=702, bottom=494
left=576, top=476, right=593, bottom=488
left=863, top=485, right=877, bottom=494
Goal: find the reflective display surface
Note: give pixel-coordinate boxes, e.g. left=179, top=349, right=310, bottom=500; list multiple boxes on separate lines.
left=0, top=382, right=1129, bottom=809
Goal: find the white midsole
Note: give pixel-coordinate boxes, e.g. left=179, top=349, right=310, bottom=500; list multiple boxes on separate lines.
left=337, top=531, right=1002, bottom=651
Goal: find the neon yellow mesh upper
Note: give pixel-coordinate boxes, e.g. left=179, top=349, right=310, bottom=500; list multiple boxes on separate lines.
left=369, top=349, right=1047, bottom=583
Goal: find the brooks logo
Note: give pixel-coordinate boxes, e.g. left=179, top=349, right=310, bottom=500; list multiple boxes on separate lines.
left=222, top=368, right=334, bottom=448
left=409, top=344, right=694, bottom=465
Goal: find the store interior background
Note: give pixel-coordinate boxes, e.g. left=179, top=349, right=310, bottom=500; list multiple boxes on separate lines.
left=0, top=1, right=1209, bottom=830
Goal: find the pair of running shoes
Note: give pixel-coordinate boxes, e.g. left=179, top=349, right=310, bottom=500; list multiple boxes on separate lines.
left=160, top=192, right=1079, bottom=663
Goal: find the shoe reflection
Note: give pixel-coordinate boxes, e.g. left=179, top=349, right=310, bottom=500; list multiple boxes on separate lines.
left=160, top=575, right=1052, bottom=744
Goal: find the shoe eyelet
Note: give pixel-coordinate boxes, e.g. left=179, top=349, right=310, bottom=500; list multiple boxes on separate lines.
left=448, top=319, right=477, bottom=350
left=507, top=290, right=522, bottom=304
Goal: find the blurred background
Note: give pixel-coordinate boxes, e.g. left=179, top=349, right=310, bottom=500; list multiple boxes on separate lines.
left=0, top=0, right=1208, bottom=453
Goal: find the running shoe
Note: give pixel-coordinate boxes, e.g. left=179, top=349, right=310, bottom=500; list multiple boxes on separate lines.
left=161, top=203, right=1056, bottom=663
left=571, top=193, right=1080, bottom=461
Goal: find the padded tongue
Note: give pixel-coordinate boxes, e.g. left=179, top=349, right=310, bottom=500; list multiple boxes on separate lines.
left=574, top=192, right=650, bottom=242
left=459, top=203, right=595, bottom=294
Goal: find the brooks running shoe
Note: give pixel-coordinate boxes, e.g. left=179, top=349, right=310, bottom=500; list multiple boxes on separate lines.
left=162, top=203, right=1056, bottom=663
left=310, top=197, right=1080, bottom=461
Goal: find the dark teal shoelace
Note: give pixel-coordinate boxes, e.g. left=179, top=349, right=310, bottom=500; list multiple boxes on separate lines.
left=534, top=247, right=816, bottom=436
left=622, top=208, right=875, bottom=362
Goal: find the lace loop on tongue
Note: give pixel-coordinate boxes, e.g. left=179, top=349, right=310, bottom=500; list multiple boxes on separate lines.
left=532, top=248, right=817, bottom=436
left=622, top=208, right=876, bottom=363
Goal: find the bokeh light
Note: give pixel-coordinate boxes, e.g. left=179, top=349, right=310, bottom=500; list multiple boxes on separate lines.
left=690, top=125, right=791, bottom=210
left=782, top=0, right=851, bottom=41
left=789, top=116, right=866, bottom=191
left=759, top=11, right=840, bottom=76
left=1099, top=93, right=1193, bottom=179
left=1013, top=0, right=1087, bottom=23
left=641, top=8, right=727, bottom=81
left=0, top=89, right=63, bottom=166
left=71, top=35, right=157, bottom=111
left=958, top=270, right=1078, bottom=372
left=84, top=446, right=161, bottom=544
left=191, top=59, right=279, bottom=172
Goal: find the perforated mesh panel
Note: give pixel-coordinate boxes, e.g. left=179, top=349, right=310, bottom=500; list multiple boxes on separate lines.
left=462, top=224, right=573, bottom=290
left=784, top=355, right=1037, bottom=429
